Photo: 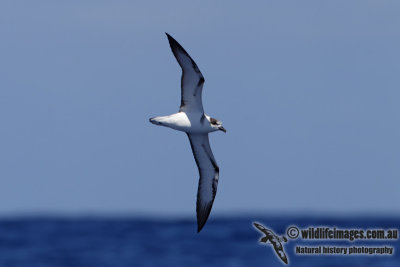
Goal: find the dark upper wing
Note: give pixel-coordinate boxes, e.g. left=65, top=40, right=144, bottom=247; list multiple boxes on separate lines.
left=254, top=223, right=276, bottom=238
left=272, top=241, right=289, bottom=264
left=264, top=229, right=276, bottom=237
left=166, top=33, right=205, bottom=113
left=187, top=133, right=219, bottom=232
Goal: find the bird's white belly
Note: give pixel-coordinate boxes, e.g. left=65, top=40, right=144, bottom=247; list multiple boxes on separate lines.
left=163, top=112, right=213, bottom=134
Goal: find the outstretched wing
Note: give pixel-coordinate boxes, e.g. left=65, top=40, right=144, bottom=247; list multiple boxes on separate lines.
left=253, top=223, right=277, bottom=238
left=272, top=241, right=289, bottom=265
left=187, top=133, right=219, bottom=232
left=166, top=33, right=205, bottom=113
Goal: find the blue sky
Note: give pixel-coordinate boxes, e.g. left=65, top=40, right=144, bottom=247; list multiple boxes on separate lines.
left=0, top=1, right=399, bottom=217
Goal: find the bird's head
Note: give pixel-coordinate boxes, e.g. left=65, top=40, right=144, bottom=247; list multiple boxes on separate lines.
left=210, top=117, right=226, bottom=133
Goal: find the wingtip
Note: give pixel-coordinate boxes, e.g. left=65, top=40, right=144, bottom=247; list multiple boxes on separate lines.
left=165, top=32, right=173, bottom=41
left=197, top=217, right=209, bottom=232
left=197, top=220, right=206, bottom=233
left=197, top=219, right=206, bottom=233
left=196, top=201, right=214, bottom=233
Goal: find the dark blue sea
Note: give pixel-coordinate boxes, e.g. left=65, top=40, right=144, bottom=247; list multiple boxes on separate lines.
left=0, top=216, right=398, bottom=267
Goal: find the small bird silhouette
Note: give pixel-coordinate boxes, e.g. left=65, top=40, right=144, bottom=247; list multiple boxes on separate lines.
left=253, top=222, right=289, bottom=264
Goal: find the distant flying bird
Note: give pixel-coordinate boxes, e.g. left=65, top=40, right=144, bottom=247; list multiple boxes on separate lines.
left=149, top=33, right=226, bottom=232
left=253, top=222, right=289, bottom=264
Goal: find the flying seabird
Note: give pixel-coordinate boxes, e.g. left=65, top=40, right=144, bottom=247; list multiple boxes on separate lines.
left=253, top=222, right=289, bottom=264
left=149, top=33, right=226, bottom=232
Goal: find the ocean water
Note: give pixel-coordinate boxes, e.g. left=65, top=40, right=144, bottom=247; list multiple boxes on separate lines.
left=0, top=216, right=398, bottom=267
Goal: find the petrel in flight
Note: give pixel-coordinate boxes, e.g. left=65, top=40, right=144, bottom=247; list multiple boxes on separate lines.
left=149, top=33, right=226, bottom=232
left=253, top=222, right=289, bottom=264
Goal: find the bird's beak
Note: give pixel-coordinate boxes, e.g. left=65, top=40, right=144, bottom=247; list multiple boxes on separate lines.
left=219, top=126, right=227, bottom=133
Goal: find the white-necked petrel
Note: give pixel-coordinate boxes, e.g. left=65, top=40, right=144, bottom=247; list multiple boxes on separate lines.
left=149, top=33, right=226, bottom=232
